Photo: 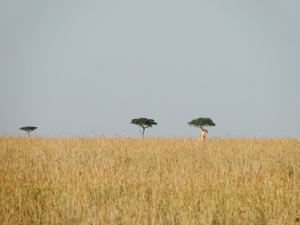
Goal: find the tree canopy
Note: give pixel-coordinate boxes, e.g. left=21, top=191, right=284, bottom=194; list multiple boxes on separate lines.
left=187, top=117, right=216, bottom=129
left=20, top=126, right=37, bottom=136
left=131, top=118, right=157, bottom=138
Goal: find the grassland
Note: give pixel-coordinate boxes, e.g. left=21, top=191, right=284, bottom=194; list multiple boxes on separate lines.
left=0, top=136, right=299, bottom=224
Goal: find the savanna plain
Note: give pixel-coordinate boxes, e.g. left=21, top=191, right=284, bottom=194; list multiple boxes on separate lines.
left=0, top=136, right=299, bottom=225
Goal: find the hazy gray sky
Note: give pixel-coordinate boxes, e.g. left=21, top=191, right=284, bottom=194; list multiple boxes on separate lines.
left=1, top=1, right=299, bottom=137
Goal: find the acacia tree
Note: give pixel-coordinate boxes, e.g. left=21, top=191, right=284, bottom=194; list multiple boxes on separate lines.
left=131, top=118, right=157, bottom=138
left=188, top=117, right=216, bottom=138
left=20, top=126, right=37, bottom=136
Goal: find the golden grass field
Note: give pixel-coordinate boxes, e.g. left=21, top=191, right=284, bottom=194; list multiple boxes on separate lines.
left=0, top=136, right=299, bottom=224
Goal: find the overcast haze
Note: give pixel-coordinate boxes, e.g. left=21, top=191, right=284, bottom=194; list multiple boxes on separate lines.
left=1, top=1, right=299, bottom=137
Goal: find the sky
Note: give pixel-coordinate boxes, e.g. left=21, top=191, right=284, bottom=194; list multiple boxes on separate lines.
left=1, top=1, right=300, bottom=138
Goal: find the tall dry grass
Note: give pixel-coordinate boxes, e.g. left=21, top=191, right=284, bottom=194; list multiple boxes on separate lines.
left=0, top=136, right=299, bottom=224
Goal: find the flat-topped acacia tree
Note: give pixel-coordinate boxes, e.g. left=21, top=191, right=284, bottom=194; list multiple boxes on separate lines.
left=188, top=117, right=216, bottom=139
left=131, top=118, right=157, bottom=138
left=19, top=126, right=37, bottom=137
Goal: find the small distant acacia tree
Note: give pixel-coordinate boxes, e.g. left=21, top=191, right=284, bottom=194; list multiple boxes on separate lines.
left=131, top=118, right=157, bottom=138
left=20, top=126, right=37, bottom=136
left=188, top=117, right=216, bottom=139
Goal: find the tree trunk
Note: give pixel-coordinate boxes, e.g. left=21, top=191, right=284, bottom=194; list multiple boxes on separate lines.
left=142, top=128, right=145, bottom=138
